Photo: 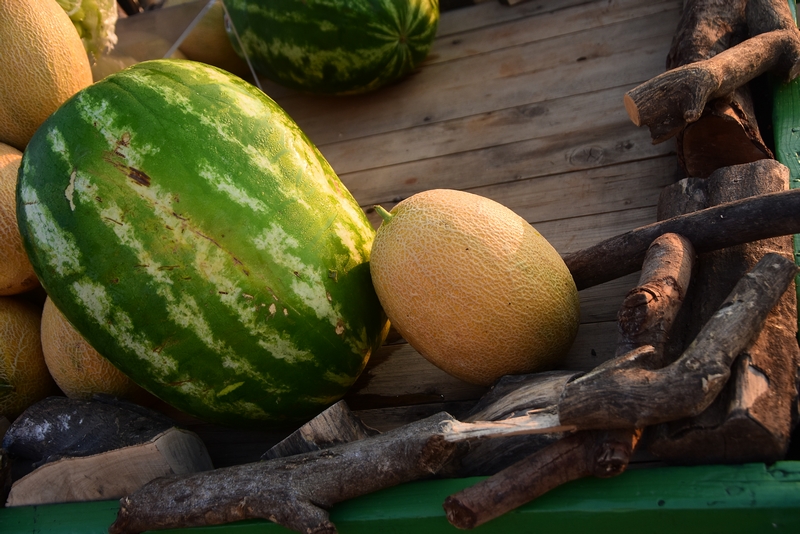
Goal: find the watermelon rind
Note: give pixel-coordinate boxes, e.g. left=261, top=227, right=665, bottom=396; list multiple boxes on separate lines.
left=223, top=0, right=440, bottom=95
left=16, top=59, right=389, bottom=426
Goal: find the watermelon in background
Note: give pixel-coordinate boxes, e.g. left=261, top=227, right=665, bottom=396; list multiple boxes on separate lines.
left=16, top=59, right=389, bottom=427
left=222, top=0, right=439, bottom=95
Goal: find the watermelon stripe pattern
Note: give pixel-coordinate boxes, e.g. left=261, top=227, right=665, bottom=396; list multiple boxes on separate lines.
left=17, top=60, right=389, bottom=426
left=223, top=0, right=439, bottom=95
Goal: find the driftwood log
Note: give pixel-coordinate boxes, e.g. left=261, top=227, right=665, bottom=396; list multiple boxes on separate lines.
left=264, top=373, right=579, bottom=478
left=444, top=252, right=797, bottom=529
left=563, top=187, right=800, bottom=290
left=665, top=0, right=771, bottom=177
left=648, top=159, right=800, bottom=464
left=624, top=0, right=800, bottom=144
left=558, top=253, right=797, bottom=429
left=110, top=413, right=460, bottom=534
left=443, top=232, right=694, bottom=529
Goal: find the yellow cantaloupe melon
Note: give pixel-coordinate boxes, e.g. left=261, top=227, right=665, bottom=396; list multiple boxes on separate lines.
left=41, top=297, right=148, bottom=401
left=0, top=296, right=58, bottom=420
left=0, top=142, right=38, bottom=295
left=0, top=0, right=93, bottom=150
left=370, top=189, right=580, bottom=386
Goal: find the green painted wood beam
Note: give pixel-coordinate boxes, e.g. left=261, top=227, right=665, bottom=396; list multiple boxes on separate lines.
left=772, top=0, right=800, bottom=329
left=1, top=461, right=799, bottom=533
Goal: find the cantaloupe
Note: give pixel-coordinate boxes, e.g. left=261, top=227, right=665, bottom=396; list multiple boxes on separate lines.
left=0, top=296, right=59, bottom=420
left=178, top=0, right=250, bottom=78
left=41, top=297, right=147, bottom=401
left=370, top=189, right=580, bottom=386
left=0, top=0, right=93, bottom=150
left=0, top=142, right=38, bottom=295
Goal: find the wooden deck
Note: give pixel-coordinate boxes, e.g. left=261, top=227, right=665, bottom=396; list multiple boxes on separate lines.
left=254, top=0, right=685, bottom=434
left=143, top=0, right=690, bottom=466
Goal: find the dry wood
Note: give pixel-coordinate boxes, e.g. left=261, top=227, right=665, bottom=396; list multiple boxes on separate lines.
left=2, top=396, right=176, bottom=480
left=327, top=85, right=666, bottom=177
left=261, top=401, right=378, bottom=461
left=665, top=0, right=771, bottom=177
left=435, top=0, right=680, bottom=66
left=361, top=155, right=675, bottom=235
left=443, top=233, right=693, bottom=529
left=265, top=372, right=578, bottom=478
left=5, top=428, right=212, bottom=507
left=747, top=0, right=800, bottom=35
left=615, top=233, right=696, bottom=359
left=109, top=413, right=459, bottom=534
left=559, top=253, right=798, bottom=429
left=444, top=429, right=641, bottom=529
left=436, top=0, right=599, bottom=37
left=108, top=255, right=795, bottom=534
left=649, top=160, right=800, bottom=464
left=563, top=187, right=800, bottom=290
left=444, top=371, right=579, bottom=477
left=624, top=27, right=800, bottom=144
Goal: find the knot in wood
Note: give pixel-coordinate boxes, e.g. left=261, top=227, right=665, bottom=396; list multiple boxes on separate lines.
left=684, top=357, right=702, bottom=371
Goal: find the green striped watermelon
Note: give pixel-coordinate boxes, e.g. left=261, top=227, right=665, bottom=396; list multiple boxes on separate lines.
left=16, top=59, right=389, bottom=426
left=223, top=0, right=439, bottom=95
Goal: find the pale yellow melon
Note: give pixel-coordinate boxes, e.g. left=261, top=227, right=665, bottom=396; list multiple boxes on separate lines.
left=41, top=297, right=147, bottom=401
left=0, top=296, right=58, bottom=420
left=0, top=142, right=38, bottom=295
left=370, top=189, right=580, bottom=386
left=0, top=0, right=93, bottom=150
left=178, top=0, right=250, bottom=78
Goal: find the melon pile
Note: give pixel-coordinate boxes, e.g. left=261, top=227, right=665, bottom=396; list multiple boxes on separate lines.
left=0, top=0, right=582, bottom=430
left=0, top=0, right=109, bottom=422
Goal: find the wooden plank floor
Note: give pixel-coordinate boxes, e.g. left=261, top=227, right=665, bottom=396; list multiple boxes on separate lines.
left=196, top=0, right=686, bottom=464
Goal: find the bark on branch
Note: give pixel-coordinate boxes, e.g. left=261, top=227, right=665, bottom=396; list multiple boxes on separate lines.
left=563, top=187, right=800, bottom=290
left=624, top=28, right=800, bottom=143
left=648, top=160, right=800, bottom=464
left=109, top=413, right=459, bottom=534
left=664, top=0, right=770, bottom=177
left=443, top=428, right=641, bottom=530
left=558, top=253, right=798, bottom=429
left=625, top=0, right=800, bottom=145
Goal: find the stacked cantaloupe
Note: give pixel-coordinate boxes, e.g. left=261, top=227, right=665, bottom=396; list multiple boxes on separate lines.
left=0, top=0, right=145, bottom=422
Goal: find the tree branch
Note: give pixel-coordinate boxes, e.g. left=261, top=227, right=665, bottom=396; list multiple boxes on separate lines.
left=563, top=187, right=800, bottom=290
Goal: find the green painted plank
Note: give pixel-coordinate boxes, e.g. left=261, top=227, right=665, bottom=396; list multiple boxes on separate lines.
left=772, top=0, right=800, bottom=328
left=2, top=462, right=799, bottom=533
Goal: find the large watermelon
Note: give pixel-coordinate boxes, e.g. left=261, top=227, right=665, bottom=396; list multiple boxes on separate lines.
left=223, top=0, right=439, bottom=95
left=16, top=59, right=389, bottom=426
